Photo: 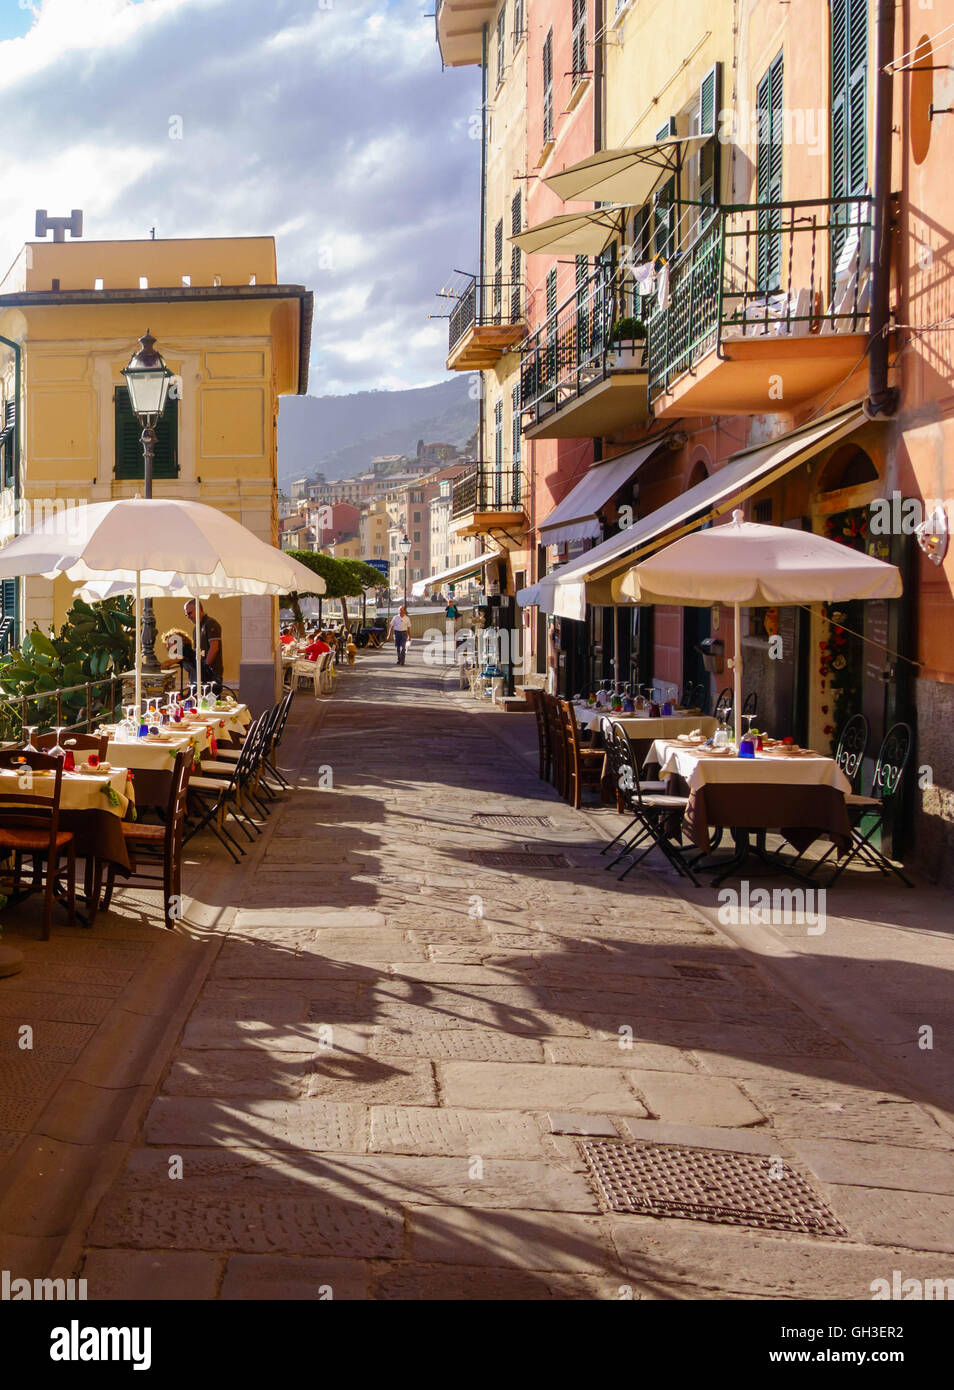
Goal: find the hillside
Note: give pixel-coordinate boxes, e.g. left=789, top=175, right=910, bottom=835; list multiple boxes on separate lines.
left=277, top=378, right=477, bottom=488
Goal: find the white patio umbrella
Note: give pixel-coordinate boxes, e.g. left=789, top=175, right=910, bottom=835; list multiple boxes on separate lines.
left=0, top=498, right=325, bottom=714
left=613, top=510, right=903, bottom=742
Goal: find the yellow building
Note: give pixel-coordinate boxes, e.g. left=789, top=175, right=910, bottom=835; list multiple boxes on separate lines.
left=0, top=235, right=312, bottom=708
left=359, top=498, right=389, bottom=566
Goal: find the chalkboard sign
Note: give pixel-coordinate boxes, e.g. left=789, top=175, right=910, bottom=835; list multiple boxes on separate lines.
left=863, top=599, right=889, bottom=747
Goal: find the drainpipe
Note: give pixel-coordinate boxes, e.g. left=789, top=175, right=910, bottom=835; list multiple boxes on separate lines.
left=478, top=22, right=488, bottom=470
left=0, top=333, right=22, bottom=645
left=866, top=0, right=898, bottom=416
left=594, top=0, right=603, bottom=153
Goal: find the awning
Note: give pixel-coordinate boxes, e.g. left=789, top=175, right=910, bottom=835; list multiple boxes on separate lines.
left=543, top=137, right=709, bottom=207
left=538, top=440, right=666, bottom=547
left=517, top=565, right=569, bottom=609
left=524, top=403, right=869, bottom=620
left=510, top=206, right=627, bottom=257
left=410, top=553, right=492, bottom=598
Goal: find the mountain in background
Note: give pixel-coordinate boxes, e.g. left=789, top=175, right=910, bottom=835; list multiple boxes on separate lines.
left=277, top=377, right=477, bottom=489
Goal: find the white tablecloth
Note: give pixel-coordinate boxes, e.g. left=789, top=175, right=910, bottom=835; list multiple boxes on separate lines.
left=578, top=707, right=718, bottom=742
left=648, top=738, right=852, bottom=795
left=0, top=765, right=133, bottom=818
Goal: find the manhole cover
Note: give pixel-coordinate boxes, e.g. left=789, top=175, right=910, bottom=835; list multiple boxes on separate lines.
left=671, top=963, right=727, bottom=980
left=579, top=1140, right=847, bottom=1237
left=473, top=851, right=571, bottom=869
left=472, top=814, right=555, bottom=828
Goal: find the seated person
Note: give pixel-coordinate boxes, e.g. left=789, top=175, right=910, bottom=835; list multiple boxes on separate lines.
left=302, top=632, right=332, bottom=661
left=280, top=630, right=296, bottom=646
left=161, top=627, right=221, bottom=692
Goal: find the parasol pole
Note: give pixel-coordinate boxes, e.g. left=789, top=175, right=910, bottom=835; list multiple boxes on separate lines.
left=134, top=571, right=142, bottom=716
left=194, top=597, right=202, bottom=697
left=732, top=600, right=742, bottom=744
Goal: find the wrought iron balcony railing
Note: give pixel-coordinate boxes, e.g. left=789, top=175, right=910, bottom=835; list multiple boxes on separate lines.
left=451, top=464, right=524, bottom=519
left=644, top=196, right=875, bottom=402
left=520, top=265, right=646, bottom=424
left=448, top=275, right=524, bottom=353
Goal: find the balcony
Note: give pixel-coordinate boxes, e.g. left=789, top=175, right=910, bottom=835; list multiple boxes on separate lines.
left=645, top=197, right=874, bottom=417
left=450, top=464, right=527, bottom=538
left=446, top=275, right=526, bottom=371
left=520, top=266, right=649, bottom=440
left=436, top=0, right=497, bottom=68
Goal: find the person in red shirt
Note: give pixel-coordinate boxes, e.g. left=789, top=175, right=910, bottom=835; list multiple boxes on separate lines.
left=303, top=635, right=331, bottom=661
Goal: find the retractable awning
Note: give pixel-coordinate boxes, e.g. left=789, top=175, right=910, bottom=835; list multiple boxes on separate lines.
left=410, top=553, right=492, bottom=598
left=543, top=137, right=709, bottom=207
left=538, top=440, right=666, bottom=547
left=510, top=206, right=627, bottom=257
left=522, top=403, right=868, bottom=620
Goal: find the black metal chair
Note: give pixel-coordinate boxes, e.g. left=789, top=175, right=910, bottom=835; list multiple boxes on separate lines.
left=714, top=687, right=733, bottom=720
left=598, top=715, right=665, bottom=858
left=680, top=683, right=694, bottom=709
left=690, top=682, right=709, bottom=714
left=604, top=723, right=699, bottom=884
left=828, top=721, right=914, bottom=886
left=742, top=691, right=758, bottom=716
left=800, top=713, right=869, bottom=873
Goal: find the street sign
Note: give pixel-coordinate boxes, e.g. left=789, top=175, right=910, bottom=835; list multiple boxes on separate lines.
left=364, top=559, right=390, bottom=578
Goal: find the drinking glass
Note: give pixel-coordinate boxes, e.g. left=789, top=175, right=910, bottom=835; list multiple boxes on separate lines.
left=50, top=727, right=66, bottom=758
left=23, top=725, right=38, bottom=752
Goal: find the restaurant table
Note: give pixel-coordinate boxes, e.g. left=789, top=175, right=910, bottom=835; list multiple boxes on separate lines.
left=100, top=703, right=251, bottom=807
left=0, top=763, right=136, bottom=922
left=574, top=706, right=719, bottom=768
left=647, top=737, right=852, bottom=872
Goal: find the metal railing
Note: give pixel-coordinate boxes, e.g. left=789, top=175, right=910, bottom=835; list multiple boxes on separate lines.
left=520, top=264, right=647, bottom=426
left=448, top=275, right=525, bottom=353
left=0, top=671, right=134, bottom=743
left=645, top=196, right=875, bottom=401
left=451, top=464, right=525, bottom=519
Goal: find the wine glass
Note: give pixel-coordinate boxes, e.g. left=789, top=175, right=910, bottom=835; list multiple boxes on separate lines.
left=23, top=725, right=38, bottom=752
left=50, top=726, right=67, bottom=758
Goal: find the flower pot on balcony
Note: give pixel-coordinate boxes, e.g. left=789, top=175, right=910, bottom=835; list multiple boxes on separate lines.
left=608, top=347, right=638, bottom=368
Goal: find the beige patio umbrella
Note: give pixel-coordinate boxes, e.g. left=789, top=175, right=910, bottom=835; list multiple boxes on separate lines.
left=0, top=498, right=325, bottom=715
left=510, top=205, right=628, bottom=257
left=614, top=510, right=903, bottom=742
left=543, top=137, right=709, bottom=207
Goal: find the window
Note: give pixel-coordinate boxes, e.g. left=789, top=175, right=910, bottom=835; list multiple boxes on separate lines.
left=493, top=217, right=504, bottom=323
left=572, top=0, right=587, bottom=86
left=653, top=118, right=677, bottom=259
left=513, top=0, right=524, bottom=46
left=494, top=398, right=503, bottom=476
left=496, top=3, right=507, bottom=87
left=542, top=29, right=554, bottom=144
left=830, top=0, right=868, bottom=265
left=511, top=384, right=521, bottom=468
left=510, top=191, right=522, bottom=320
left=114, top=387, right=179, bottom=480
left=413, top=531, right=420, bottom=542
left=756, top=52, right=784, bottom=290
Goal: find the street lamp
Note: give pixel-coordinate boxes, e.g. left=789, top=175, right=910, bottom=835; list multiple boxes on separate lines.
left=122, top=331, right=173, bottom=678
left=399, top=532, right=411, bottom=609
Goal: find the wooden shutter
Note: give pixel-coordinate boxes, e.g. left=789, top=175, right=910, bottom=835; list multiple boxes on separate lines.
left=1, top=578, right=16, bottom=650
left=756, top=52, right=784, bottom=290
left=510, top=191, right=522, bottom=320
left=831, top=0, right=868, bottom=263
left=543, top=29, right=554, bottom=143
left=698, top=63, right=722, bottom=211
left=114, top=388, right=179, bottom=480
left=496, top=4, right=507, bottom=86
left=493, top=218, right=504, bottom=323
left=654, top=118, right=677, bottom=258
left=511, top=384, right=521, bottom=467
left=572, top=0, right=587, bottom=84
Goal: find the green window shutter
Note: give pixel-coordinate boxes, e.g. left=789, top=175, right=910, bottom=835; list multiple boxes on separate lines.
left=699, top=63, right=720, bottom=138
left=831, top=0, right=868, bottom=266
left=546, top=268, right=557, bottom=317
left=493, top=218, right=504, bottom=322
left=543, top=29, right=554, bottom=142
left=1, top=578, right=17, bottom=650
left=698, top=63, right=722, bottom=211
left=510, top=192, right=522, bottom=319
left=114, top=387, right=179, bottom=480
left=756, top=51, right=784, bottom=290
left=511, top=384, right=521, bottom=467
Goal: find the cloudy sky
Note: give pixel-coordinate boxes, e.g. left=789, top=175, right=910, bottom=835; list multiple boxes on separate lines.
left=0, top=0, right=481, bottom=394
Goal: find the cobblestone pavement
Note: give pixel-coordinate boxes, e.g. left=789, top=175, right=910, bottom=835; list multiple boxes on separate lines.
left=63, top=650, right=954, bottom=1299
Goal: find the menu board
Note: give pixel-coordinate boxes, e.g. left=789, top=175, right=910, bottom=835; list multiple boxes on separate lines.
left=863, top=600, right=890, bottom=743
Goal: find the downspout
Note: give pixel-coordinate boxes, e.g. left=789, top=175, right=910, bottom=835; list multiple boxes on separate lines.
left=594, top=0, right=603, bottom=153
left=0, top=333, right=22, bottom=646
left=866, top=0, right=898, bottom=416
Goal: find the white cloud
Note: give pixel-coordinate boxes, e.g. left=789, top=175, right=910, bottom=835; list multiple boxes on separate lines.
left=0, top=0, right=481, bottom=395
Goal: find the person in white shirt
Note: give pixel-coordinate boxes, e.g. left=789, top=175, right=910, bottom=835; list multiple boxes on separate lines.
left=388, top=606, right=412, bottom=665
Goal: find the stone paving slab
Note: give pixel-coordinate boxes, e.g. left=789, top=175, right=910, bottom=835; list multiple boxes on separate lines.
left=369, top=1105, right=547, bottom=1158
left=437, top=1061, right=649, bottom=1117
left=790, top=1137, right=954, bottom=1195
left=82, top=1250, right=223, bottom=1301
left=144, top=1096, right=368, bottom=1151
left=407, top=1206, right=619, bottom=1274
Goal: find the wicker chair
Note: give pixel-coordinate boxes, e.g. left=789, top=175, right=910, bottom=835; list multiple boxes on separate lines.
left=558, top=699, right=603, bottom=809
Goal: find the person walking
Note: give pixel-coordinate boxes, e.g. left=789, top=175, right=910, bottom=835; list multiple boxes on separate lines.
left=388, top=606, right=411, bottom=665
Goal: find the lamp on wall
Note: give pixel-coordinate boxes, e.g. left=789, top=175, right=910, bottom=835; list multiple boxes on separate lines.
left=915, top=505, right=949, bottom=567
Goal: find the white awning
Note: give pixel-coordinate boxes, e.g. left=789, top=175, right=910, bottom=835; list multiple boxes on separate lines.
left=526, top=403, right=869, bottom=620
left=510, top=205, right=628, bottom=257
left=410, top=553, right=492, bottom=598
left=537, top=440, right=666, bottom=546
left=543, top=137, right=709, bottom=208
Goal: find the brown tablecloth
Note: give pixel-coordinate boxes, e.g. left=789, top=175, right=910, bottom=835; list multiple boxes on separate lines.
left=683, top=782, right=852, bottom=856
left=57, top=808, right=131, bottom=874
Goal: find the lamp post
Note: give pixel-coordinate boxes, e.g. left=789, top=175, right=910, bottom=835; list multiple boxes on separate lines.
left=122, top=331, right=173, bottom=679
left=399, top=532, right=411, bottom=610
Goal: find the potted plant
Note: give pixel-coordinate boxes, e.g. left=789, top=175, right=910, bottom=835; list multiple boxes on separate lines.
left=608, top=317, right=646, bottom=368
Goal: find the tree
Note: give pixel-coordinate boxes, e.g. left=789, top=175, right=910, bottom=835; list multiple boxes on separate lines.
left=283, top=552, right=384, bottom=633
